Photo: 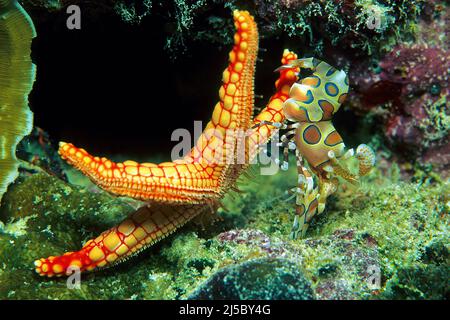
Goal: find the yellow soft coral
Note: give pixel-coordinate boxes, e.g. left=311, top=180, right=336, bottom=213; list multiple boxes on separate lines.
left=0, top=0, right=36, bottom=202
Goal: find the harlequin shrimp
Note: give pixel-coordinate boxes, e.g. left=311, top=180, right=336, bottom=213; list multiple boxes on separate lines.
left=253, top=57, right=376, bottom=238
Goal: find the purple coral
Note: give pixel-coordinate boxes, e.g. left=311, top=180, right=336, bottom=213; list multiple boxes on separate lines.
left=379, top=45, right=450, bottom=97
left=349, top=43, right=449, bottom=175
left=380, top=45, right=449, bottom=168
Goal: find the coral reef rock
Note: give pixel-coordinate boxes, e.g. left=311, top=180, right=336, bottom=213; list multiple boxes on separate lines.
left=189, top=257, right=315, bottom=300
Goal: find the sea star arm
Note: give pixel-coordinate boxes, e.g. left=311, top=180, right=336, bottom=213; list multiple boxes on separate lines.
left=35, top=202, right=215, bottom=277
left=247, top=49, right=299, bottom=161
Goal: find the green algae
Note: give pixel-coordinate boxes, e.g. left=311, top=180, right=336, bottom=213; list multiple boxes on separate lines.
left=160, top=0, right=425, bottom=56
left=114, top=0, right=152, bottom=24
left=419, top=94, right=450, bottom=145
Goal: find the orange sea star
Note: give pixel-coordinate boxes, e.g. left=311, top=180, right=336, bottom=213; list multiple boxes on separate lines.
left=34, top=10, right=299, bottom=277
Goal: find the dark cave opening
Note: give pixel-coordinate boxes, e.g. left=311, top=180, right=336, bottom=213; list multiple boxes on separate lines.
left=28, top=5, right=367, bottom=161
left=29, top=6, right=227, bottom=160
